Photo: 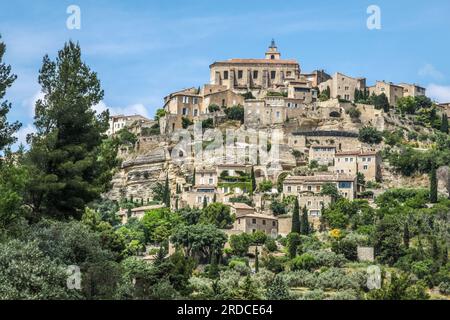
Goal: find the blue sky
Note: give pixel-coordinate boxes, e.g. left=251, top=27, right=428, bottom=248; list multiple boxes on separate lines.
left=1, top=0, right=450, bottom=147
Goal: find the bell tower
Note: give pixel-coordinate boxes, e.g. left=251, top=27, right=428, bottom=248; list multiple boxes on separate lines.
left=265, top=39, right=281, bottom=60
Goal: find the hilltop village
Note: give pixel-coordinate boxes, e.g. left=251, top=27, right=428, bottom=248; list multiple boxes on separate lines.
left=1, top=35, right=450, bottom=300
left=105, top=41, right=447, bottom=238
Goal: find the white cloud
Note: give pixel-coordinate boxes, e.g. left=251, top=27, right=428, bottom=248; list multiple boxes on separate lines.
left=93, top=101, right=150, bottom=119
left=14, top=124, right=36, bottom=148
left=426, top=84, right=450, bottom=103
left=418, top=64, right=444, bottom=80
left=22, top=91, right=44, bottom=117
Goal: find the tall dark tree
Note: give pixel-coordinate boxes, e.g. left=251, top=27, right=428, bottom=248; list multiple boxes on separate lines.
left=441, top=114, right=449, bottom=134
left=291, top=198, right=300, bottom=234
left=0, top=35, right=21, bottom=152
left=403, top=222, right=410, bottom=249
left=24, top=41, right=111, bottom=219
left=164, top=174, right=171, bottom=208
left=429, top=167, right=438, bottom=204
left=251, top=166, right=257, bottom=194
left=300, top=206, right=310, bottom=235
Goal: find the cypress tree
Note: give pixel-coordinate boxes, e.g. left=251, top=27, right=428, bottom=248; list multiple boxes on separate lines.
left=254, top=246, right=259, bottom=273
left=192, top=168, right=196, bottom=185
left=203, top=196, right=208, bottom=209
left=291, top=198, right=301, bottom=233
left=430, top=167, right=438, bottom=203
left=441, top=114, right=449, bottom=134
left=403, top=222, right=410, bottom=249
left=300, top=206, right=310, bottom=235
left=164, top=174, right=171, bottom=208
left=251, top=166, right=257, bottom=194
left=213, top=193, right=217, bottom=203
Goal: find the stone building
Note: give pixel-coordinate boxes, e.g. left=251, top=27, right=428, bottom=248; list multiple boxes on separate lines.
left=107, top=114, right=153, bottom=136
left=209, top=40, right=302, bottom=93
left=439, top=103, right=450, bottom=117
left=334, top=150, right=381, bottom=182
left=308, top=145, right=336, bottom=166
left=229, top=202, right=256, bottom=217
left=398, top=83, right=426, bottom=98
left=302, top=70, right=332, bottom=88
left=298, top=192, right=332, bottom=217
left=233, top=213, right=278, bottom=236
left=368, top=81, right=404, bottom=107
left=283, top=173, right=357, bottom=201
left=318, top=72, right=366, bottom=101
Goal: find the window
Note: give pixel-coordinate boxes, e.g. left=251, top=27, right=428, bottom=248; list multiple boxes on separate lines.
left=272, top=221, right=276, bottom=227
left=307, top=186, right=312, bottom=191
left=238, top=70, right=243, bottom=79
left=193, top=109, right=198, bottom=116
left=252, top=219, right=257, bottom=224
left=276, top=111, right=280, bottom=119
left=362, top=157, right=366, bottom=162
left=271, top=71, right=276, bottom=79
left=363, top=165, right=368, bottom=170
left=182, top=108, right=188, bottom=115
left=270, top=55, right=275, bottom=60
left=367, top=157, right=372, bottom=162
left=307, top=201, right=312, bottom=206
left=182, top=96, right=189, bottom=104
left=253, top=70, right=258, bottom=79
left=338, top=181, right=352, bottom=189
left=262, top=220, right=266, bottom=225
left=209, top=178, right=213, bottom=184
left=193, top=97, right=198, bottom=104
left=238, top=219, right=240, bottom=224
left=287, top=186, right=292, bottom=192
left=223, top=71, right=229, bottom=80
left=286, top=71, right=292, bottom=77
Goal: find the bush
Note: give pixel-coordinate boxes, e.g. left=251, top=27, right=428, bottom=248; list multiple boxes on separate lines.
left=439, top=282, right=450, bottom=295
left=290, top=253, right=317, bottom=271
left=359, top=126, right=383, bottom=145
left=265, top=238, right=278, bottom=252
left=347, top=107, right=361, bottom=119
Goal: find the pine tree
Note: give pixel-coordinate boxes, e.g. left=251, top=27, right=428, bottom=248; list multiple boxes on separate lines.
left=441, top=114, right=449, bottom=134
left=25, top=41, right=113, bottom=219
left=300, top=206, right=310, bottom=235
left=0, top=35, right=21, bottom=152
left=430, top=167, right=438, bottom=203
left=251, top=166, right=257, bottom=194
left=291, top=198, right=301, bottom=233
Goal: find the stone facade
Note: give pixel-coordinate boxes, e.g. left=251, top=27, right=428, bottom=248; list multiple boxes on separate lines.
left=368, top=81, right=404, bottom=107
left=308, top=145, right=336, bottom=166
left=334, top=150, right=381, bottom=182
left=318, top=72, right=366, bottom=101
left=398, top=83, right=426, bottom=98
left=283, top=173, right=357, bottom=201
left=209, top=41, right=301, bottom=93
left=233, top=213, right=278, bottom=237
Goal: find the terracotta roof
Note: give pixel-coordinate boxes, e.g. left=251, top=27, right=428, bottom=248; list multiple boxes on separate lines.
left=236, top=213, right=277, bottom=220
left=336, top=150, right=378, bottom=157
left=284, top=174, right=356, bottom=183
left=211, top=58, right=299, bottom=66
left=230, top=203, right=254, bottom=210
